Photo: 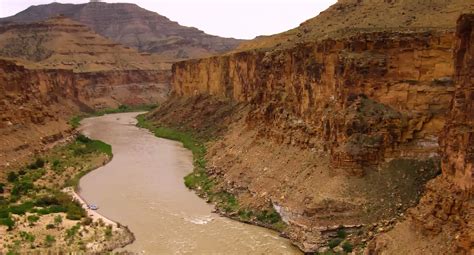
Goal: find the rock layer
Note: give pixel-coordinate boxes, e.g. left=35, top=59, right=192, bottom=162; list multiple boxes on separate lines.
left=173, top=31, right=455, bottom=170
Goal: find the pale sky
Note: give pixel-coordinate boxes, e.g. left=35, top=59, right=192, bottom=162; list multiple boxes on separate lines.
left=0, top=0, right=336, bottom=39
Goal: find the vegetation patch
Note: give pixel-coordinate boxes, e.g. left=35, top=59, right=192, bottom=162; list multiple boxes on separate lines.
left=0, top=134, right=118, bottom=253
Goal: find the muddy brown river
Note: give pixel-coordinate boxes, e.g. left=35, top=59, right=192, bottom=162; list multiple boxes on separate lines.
left=78, top=112, right=300, bottom=254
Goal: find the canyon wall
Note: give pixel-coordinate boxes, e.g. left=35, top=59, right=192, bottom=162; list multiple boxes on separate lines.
left=173, top=31, right=455, bottom=170
left=0, top=59, right=169, bottom=170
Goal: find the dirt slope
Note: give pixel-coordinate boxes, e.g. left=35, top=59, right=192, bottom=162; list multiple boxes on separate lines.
left=0, top=2, right=243, bottom=60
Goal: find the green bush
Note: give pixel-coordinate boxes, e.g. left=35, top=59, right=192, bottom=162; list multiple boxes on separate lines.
left=0, top=216, right=15, bottom=230
left=20, top=231, right=35, bottom=242
left=76, top=134, right=92, bottom=144
left=342, top=241, right=353, bottom=252
left=256, top=209, right=282, bottom=224
left=66, top=224, right=80, bottom=240
left=27, top=214, right=40, bottom=225
left=46, top=223, right=55, bottom=229
left=105, top=225, right=113, bottom=238
left=337, top=228, right=347, bottom=239
left=328, top=238, right=343, bottom=249
left=9, top=201, right=35, bottom=215
left=7, top=172, right=18, bottom=183
left=28, top=158, right=45, bottom=170
left=11, top=179, right=34, bottom=196
left=0, top=183, right=4, bottom=194
left=45, top=235, right=56, bottom=247
left=54, top=215, right=63, bottom=226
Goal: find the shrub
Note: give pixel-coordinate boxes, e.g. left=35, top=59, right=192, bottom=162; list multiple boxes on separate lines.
left=45, top=235, right=56, bottom=247
left=0, top=183, right=4, bottom=194
left=0, top=216, right=15, bottom=230
left=81, top=217, right=92, bottom=226
left=104, top=225, right=112, bottom=238
left=76, top=134, right=92, bottom=144
left=54, top=215, right=63, bottom=226
left=20, top=231, right=35, bottom=242
left=46, top=223, right=55, bottom=229
left=328, top=238, right=343, bottom=249
left=256, top=209, right=282, bottom=224
left=27, top=214, right=40, bottom=225
left=342, top=241, right=353, bottom=252
left=9, top=201, right=34, bottom=215
left=11, top=179, right=34, bottom=196
left=7, top=172, right=18, bottom=183
left=28, top=158, right=45, bottom=170
left=66, top=224, right=80, bottom=240
left=337, top=228, right=347, bottom=239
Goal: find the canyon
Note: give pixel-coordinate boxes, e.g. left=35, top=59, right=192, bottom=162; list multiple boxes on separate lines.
left=0, top=0, right=472, bottom=253
left=144, top=0, right=473, bottom=253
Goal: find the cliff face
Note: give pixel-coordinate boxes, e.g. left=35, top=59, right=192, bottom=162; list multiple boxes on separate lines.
left=0, top=2, right=243, bottom=60
left=366, top=14, right=473, bottom=255
left=0, top=59, right=78, bottom=170
left=173, top=31, right=455, bottom=170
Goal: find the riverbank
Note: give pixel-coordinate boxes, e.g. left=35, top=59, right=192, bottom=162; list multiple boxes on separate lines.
left=78, top=112, right=299, bottom=254
left=0, top=134, right=134, bottom=253
left=136, top=114, right=291, bottom=235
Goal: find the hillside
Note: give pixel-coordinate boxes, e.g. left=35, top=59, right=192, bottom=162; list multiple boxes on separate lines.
left=238, top=0, right=474, bottom=51
left=0, top=15, right=170, bottom=72
left=0, top=2, right=243, bottom=60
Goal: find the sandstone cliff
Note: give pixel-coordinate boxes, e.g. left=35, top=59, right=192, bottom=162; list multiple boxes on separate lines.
left=147, top=2, right=473, bottom=253
left=173, top=31, right=455, bottom=170
left=0, top=2, right=243, bottom=60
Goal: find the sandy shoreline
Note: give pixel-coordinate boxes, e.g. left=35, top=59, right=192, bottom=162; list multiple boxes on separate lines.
left=63, top=187, right=118, bottom=228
